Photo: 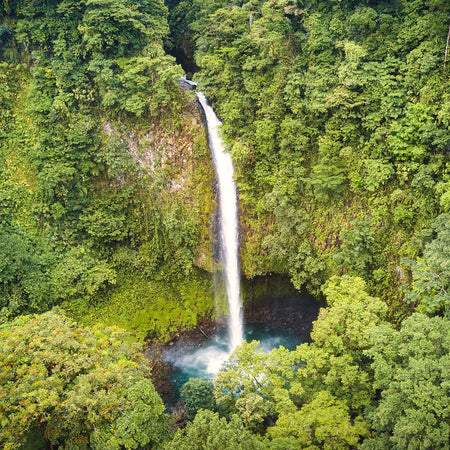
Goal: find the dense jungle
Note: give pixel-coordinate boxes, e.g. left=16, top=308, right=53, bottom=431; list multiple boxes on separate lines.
left=0, top=0, right=449, bottom=448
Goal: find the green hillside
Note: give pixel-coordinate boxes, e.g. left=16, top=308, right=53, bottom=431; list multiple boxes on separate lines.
left=0, top=0, right=216, bottom=337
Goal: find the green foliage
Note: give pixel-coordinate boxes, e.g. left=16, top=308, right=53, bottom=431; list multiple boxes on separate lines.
left=261, top=187, right=325, bottom=297
left=269, top=391, right=369, bottom=449
left=213, top=276, right=381, bottom=446
left=165, top=409, right=265, bottom=450
left=2, top=1, right=450, bottom=446
left=48, top=246, right=116, bottom=304
left=180, top=378, right=217, bottom=420
left=80, top=0, right=168, bottom=57
left=214, top=341, right=293, bottom=420
left=404, top=214, right=450, bottom=317
left=61, top=268, right=214, bottom=342
left=335, top=217, right=376, bottom=277
left=0, top=310, right=169, bottom=449
left=92, top=51, right=183, bottom=116
left=363, top=313, right=450, bottom=449
left=309, top=159, right=346, bottom=203
left=235, top=393, right=273, bottom=434
left=0, top=226, right=48, bottom=320
left=0, top=0, right=215, bottom=325
left=294, top=276, right=387, bottom=411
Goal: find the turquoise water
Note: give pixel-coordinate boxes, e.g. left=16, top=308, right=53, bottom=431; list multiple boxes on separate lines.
left=164, top=293, right=320, bottom=399
left=166, top=322, right=307, bottom=395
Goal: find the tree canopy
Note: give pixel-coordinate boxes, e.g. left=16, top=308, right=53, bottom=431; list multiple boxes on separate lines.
left=0, top=0, right=215, bottom=337
left=363, top=313, right=450, bottom=449
left=185, top=0, right=450, bottom=309
left=0, top=310, right=169, bottom=449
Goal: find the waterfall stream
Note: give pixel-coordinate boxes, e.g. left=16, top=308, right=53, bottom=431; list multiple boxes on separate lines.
left=174, top=77, right=243, bottom=372
left=196, top=92, right=243, bottom=353
left=163, top=79, right=319, bottom=389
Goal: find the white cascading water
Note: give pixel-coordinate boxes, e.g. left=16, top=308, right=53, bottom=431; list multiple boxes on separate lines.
left=196, top=92, right=244, bottom=353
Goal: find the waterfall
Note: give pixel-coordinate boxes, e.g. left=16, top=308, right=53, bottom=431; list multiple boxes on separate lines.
left=164, top=79, right=317, bottom=382
left=196, top=91, right=244, bottom=353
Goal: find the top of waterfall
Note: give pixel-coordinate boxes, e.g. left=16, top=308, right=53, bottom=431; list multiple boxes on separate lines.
left=179, top=75, right=198, bottom=89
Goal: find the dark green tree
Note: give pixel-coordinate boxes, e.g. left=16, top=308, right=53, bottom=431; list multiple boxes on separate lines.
left=165, top=409, right=265, bottom=450
left=405, top=214, right=450, bottom=317
left=180, top=377, right=217, bottom=419
left=363, top=313, right=450, bottom=449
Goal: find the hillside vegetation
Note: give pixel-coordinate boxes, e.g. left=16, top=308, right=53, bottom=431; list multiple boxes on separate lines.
left=0, top=0, right=216, bottom=337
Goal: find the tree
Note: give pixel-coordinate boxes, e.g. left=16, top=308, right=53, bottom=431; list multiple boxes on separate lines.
left=0, top=310, right=169, bottom=449
left=405, top=214, right=450, bottom=317
left=363, top=313, right=450, bottom=449
left=48, top=246, right=117, bottom=303
left=213, top=276, right=382, bottom=446
left=294, top=276, right=387, bottom=411
left=252, top=276, right=382, bottom=446
left=187, top=0, right=450, bottom=310
left=180, top=378, right=216, bottom=420
left=165, top=409, right=265, bottom=450
left=80, top=0, right=168, bottom=57
left=0, top=226, right=48, bottom=321
left=309, top=159, right=347, bottom=203
left=0, top=0, right=194, bottom=324
left=268, top=391, right=369, bottom=450
left=334, top=217, right=376, bottom=277
left=214, top=341, right=294, bottom=420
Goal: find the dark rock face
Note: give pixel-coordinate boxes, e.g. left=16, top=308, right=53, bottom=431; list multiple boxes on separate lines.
left=242, top=274, right=321, bottom=340
left=172, top=44, right=199, bottom=76
left=177, top=76, right=197, bottom=91
left=244, top=294, right=320, bottom=341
